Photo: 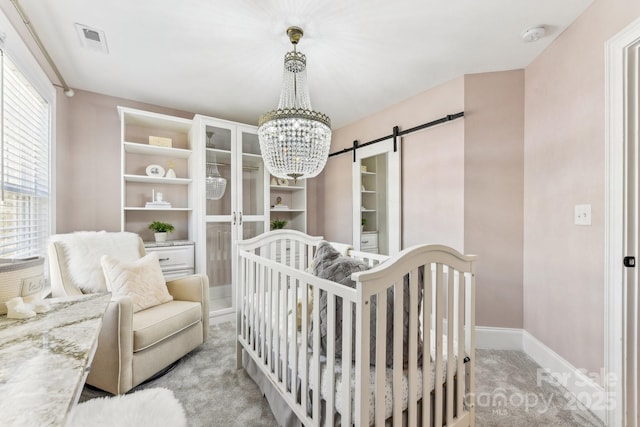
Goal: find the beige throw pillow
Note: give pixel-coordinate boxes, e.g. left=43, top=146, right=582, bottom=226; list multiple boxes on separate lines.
left=101, top=252, right=173, bottom=312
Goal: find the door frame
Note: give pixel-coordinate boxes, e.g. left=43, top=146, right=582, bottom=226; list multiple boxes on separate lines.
left=605, top=16, right=640, bottom=427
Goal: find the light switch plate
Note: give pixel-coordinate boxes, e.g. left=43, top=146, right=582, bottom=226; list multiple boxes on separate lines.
left=575, top=204, right=592, bottom=226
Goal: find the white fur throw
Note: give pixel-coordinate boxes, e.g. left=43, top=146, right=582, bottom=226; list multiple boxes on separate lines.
left=51, top=231, right=142, bottom=294
left=66, top=388, right=186, bottom=427
left=101, top=252, right=173, bottom=312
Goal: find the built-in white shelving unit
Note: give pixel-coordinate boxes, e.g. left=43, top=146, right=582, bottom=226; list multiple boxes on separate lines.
left=119, top=107, right=194, bottom=242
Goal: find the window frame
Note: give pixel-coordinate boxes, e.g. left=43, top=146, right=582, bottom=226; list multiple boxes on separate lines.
left=0, top=8, right=56, bottom=257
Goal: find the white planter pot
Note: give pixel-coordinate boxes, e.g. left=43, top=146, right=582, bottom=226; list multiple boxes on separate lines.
left=154, top=232, right=167, bottom=242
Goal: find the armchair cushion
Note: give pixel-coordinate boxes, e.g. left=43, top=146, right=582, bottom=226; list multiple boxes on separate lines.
left=132, top=300, right=202, bottom=352
left=101, top=252, right=173, bottom=312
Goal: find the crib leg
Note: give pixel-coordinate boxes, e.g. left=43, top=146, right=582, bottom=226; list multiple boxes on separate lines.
left=236, top=341, right=243, bottom=370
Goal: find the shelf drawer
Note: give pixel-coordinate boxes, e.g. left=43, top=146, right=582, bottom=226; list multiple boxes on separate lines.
left=145, top=244, right=194, bottom=272
left=360, top=233, right=378, bottom=249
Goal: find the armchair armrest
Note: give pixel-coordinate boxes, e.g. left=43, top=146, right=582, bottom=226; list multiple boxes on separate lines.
left=166, top=274, right=209, bottom=342
left=87, top=295, right=134, bottom=395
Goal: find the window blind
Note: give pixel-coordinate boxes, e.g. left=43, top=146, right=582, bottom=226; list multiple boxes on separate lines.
left=0, top=50, right=51, bottom=258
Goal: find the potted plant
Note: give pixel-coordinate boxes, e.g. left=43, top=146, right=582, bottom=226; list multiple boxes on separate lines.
left=148, top=220, right=175, bottom=242
left=361, top=217, right=367, bottom=232
left=270, top=218, right=287, bottom=230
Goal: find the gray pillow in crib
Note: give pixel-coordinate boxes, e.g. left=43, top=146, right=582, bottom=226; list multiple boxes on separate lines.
left=310, top=241, right=423, bottom=368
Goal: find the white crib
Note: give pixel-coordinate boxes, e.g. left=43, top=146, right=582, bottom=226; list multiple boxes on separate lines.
left=236, top=230, right=476, bottom=426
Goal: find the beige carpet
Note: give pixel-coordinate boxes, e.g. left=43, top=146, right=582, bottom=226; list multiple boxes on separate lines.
left=81, top=323, right=603, bottom=426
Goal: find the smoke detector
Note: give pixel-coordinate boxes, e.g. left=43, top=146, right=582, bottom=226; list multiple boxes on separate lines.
left=521, top=26, right=546, bottom=43
left=75, top=23, right=109, bottom=53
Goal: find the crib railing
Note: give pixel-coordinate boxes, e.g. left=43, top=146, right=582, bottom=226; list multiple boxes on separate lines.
left=352, top=245, right=476, bottom=427
left=237, top=231, right=476, bottom=427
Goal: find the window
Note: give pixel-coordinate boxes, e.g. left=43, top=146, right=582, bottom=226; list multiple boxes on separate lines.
left=0, top=4, right=55, bottom=260
left=0, top=51, right=51, bottom=258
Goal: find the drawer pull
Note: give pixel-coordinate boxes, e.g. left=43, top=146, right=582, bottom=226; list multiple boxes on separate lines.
left=159, top=257, right=170, bottom=262
left=362, top=240, right=369, bottom=244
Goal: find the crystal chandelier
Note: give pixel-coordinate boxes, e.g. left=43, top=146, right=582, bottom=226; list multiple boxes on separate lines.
left=206, top=132, right=227, bottom=200
left=258, top=26, right=331, bottom=181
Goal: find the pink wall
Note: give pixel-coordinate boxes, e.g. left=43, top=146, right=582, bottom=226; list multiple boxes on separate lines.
left=314, top=77, right=465, bottom=249
left=464, top=71, right=525, bottom=328
left=523, top=0, right=640, bottom=376
left=55, top=89, right=192, bottom=234
left=314, top=73, right=526, bottom=328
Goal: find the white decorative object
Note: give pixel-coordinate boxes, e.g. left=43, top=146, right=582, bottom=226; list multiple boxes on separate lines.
left=271, top=176, right=277, bottom=185
left=277, top=178, right=289, bottom=186
left=146, top=164, right=165, bottom=177
left=67, top=388, right=187, bottom=427
left=258, top=26, right=331, bottom=181
left=6, top=296, right=35, bottom=319
left=101, top=252, right=173, bottom=312
left=206, top=132, right=227, bottom=200
left=166, top=168, right=176, bottom=179
left=156, top=192, right=163, bottom=202
left=49, top=231, right=141, bottom=294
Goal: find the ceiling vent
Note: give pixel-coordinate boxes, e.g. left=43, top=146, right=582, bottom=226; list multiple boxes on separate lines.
left=75, top=23, right=109, bottom=53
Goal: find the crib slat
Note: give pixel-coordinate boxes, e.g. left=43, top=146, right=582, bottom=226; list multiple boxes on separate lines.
left=286, top=272, right=297, bottom=396
left=392, top=280, right=403, bottom=426
left=249, top=259, right=256, bottom=349
left=422, top=263, right=432, bottom=425
left=239, top=256, right=246, bottom=340
left=267, top=265, right=273, bottom=374
left=260, top=264, right=266, bottom=363
left=312, top=285, right=321, bottom=423
left=457, top=270, right=466, bottom=418
left=356, top=289, right=371, bottom=427
left=408, top=268, right=419, bottom=426
left=326, top=293, right=336, bottom=426
left=342, top=299, right=353, bottom=427
left=291, top=280, right=299, bottom=397
left=446, top=268, right=455, bottom=424
left=434, top=264, right=444, bottom=427
left=301, top=281, right=309, bottom=414
left=375, top=289, right=387, bottom=427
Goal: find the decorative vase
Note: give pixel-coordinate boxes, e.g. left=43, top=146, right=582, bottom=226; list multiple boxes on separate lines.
left=166, top=168, right=176, bottom=179
left=154, top=232, right=167, bottom=242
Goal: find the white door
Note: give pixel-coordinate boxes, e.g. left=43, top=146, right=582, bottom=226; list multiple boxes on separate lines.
left=352, top=138, right=401, bottom=256
left=605, top=17, right=640, bottom=427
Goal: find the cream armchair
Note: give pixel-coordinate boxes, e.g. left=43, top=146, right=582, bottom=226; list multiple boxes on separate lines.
left=48, top=231, right=209, bottom=395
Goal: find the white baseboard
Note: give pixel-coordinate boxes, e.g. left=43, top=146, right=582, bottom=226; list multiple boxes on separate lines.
left=522, top=330, right=606, bottom=423
left=476, top=326, right=523, bottom=350
left=475, top=326, right=606, bottom=423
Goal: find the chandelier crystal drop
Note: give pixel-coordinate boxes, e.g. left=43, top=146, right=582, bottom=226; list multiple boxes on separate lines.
left=258, top=26, right=331, bottom=181
left=205, top=132, right=227, bottom=200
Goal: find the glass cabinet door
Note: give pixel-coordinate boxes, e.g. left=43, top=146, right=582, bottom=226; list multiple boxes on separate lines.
left=205, top=124, right=234, bottom=217
left=206, top=222, right=233, bottom=312
left=201, top=122, right=267, bottom=318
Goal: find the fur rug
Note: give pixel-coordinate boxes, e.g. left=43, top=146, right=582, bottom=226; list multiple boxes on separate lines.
left=67, top=388, right=186, bottom=427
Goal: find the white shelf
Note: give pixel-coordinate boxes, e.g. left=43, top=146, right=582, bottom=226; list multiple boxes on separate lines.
left=361, top=209, right=377, bottom=213
left=123, top=142, right=191, bottom=158
left=361, top=171, right=376, bottom=175
left=270, top=185, right=305, bottom=192
left=124, top=174, right=192, bottom=185
left=271, top=208, right=305, bottom=213
left=124, top=207, right=192, bottom=211
left=361, top=190, right=377, bottom=194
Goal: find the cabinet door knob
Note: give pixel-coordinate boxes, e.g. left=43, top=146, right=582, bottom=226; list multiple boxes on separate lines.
left=159, top=257, right=170, bottom=262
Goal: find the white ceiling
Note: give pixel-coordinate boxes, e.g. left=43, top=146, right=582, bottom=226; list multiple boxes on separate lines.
left=14, top=0, right=592, bottom=129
